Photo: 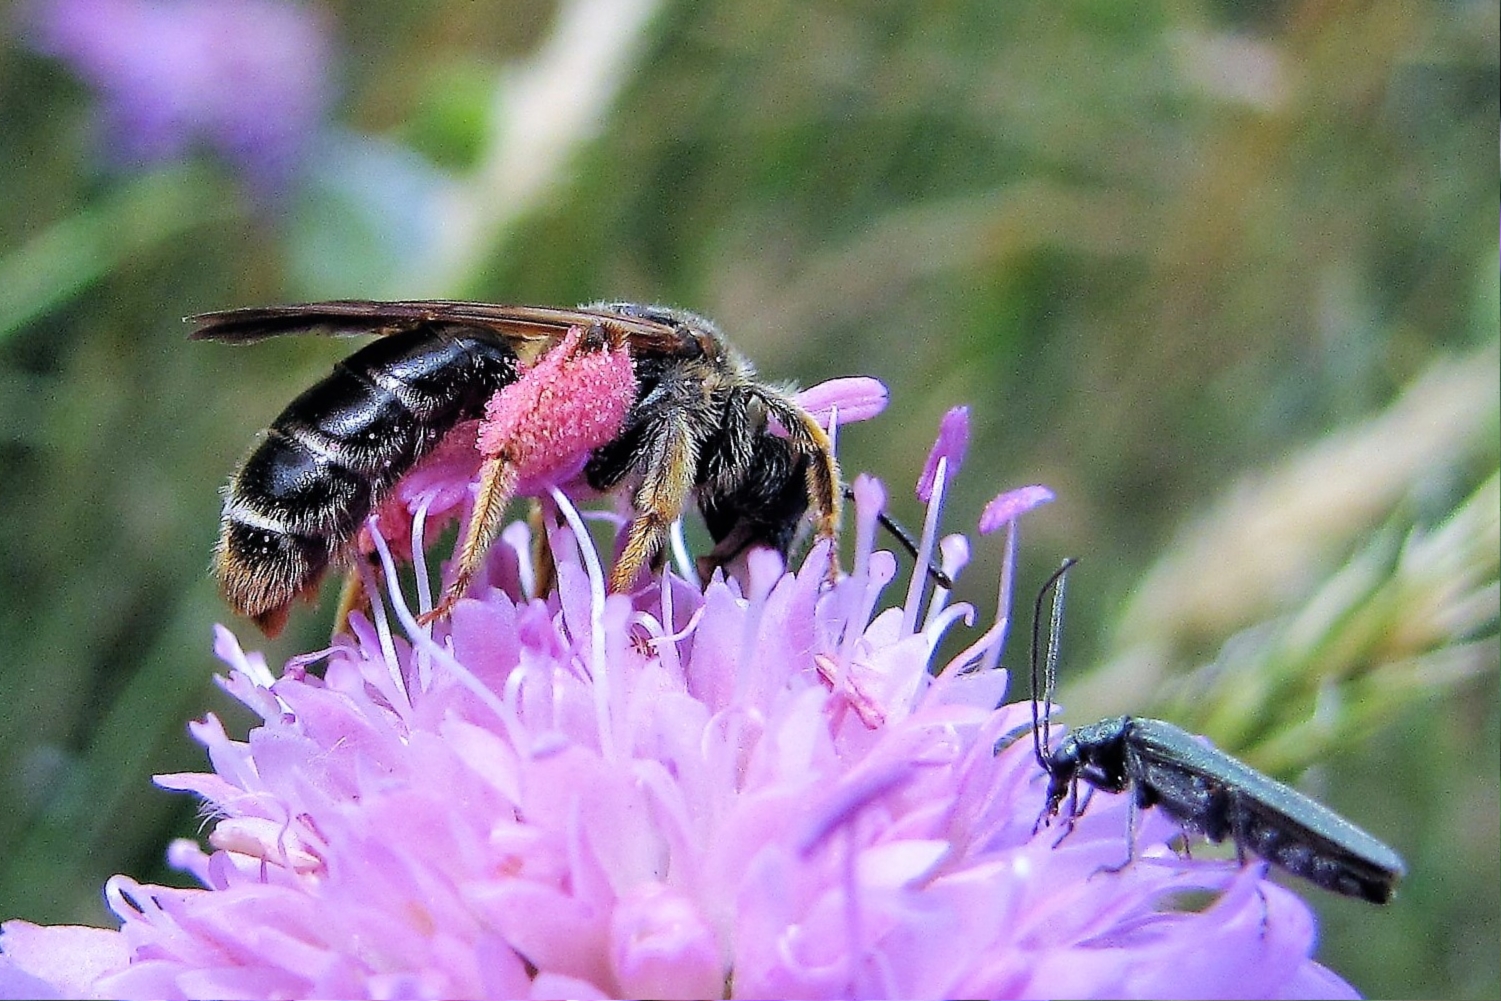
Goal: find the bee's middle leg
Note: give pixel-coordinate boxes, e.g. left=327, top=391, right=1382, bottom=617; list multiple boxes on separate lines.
left=609, top=417, right=696, bottom=592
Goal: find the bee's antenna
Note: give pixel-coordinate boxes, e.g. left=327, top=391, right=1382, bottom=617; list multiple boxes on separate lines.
left=841, top=486, right=953, bottom=589
left=1031, top=557, right=1078, bottom=771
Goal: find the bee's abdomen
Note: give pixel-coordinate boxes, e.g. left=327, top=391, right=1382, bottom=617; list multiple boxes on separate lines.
left=217, top=327, right=521, bottom=625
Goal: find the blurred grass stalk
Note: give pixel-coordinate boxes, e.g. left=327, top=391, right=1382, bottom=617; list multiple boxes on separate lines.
left=0, top=589, right=225, bottom=919
left=416, top=0, right=662, bottom=294
left=0, top=163, right=236, bottom=343
left=1068, top=341, right=1499, bottom=776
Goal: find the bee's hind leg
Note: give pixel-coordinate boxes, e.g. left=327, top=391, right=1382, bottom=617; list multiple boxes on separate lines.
left=419, top=455, right=520, bottom=625
left=331, top=561, right=371, bottom=636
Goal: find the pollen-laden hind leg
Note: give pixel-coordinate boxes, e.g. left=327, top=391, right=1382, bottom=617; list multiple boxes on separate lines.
left=419, top=454, right=520, bottom=624
left=761, top=391, right=842, bottom=580
left=609, top=413, right=698, bottom=592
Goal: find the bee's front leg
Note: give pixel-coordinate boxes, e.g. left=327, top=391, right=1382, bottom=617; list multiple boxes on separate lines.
left=760, top=393, right=842, bottom=583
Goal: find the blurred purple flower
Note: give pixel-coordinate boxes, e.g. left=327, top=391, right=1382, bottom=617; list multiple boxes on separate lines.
left=0, top=401, right=1360, bottom=999
left=24, top=0, right=330, bottom=194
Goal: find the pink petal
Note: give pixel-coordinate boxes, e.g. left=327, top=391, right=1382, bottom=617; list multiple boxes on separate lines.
left=795, top=376, right=888, bottom=427
left=609, top=884, right=722, bottom=1000
left=0, top=921, right=129, bottom=1000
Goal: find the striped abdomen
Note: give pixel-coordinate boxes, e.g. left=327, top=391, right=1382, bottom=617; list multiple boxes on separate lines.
left=216, top=326, right=521, bottom=633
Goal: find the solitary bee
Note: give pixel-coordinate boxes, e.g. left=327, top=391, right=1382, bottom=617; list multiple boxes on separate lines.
left=192, top=301, right=842, bottom=636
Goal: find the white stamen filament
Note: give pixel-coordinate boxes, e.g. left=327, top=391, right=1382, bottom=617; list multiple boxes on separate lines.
left=902, top=455, right=947, bottom=636
left=922, top=534, right=968, bottom=631
left=978, top=518, right=1019, bottom=674
left=410, top=493, right=434, bottom=620
left=356, top=548, right=412, bottom=716
left=656, top=555, right=680, bottom=674
left=365, top=515, right=512, bottom=729
left=410, top=494, right=436, bottom=692
left=669, top=518, right=699, bottom=588
left=549, top=485, right=615, bottom=762
left=837, top=484, right=884, bottom=670
left=501, top=521, right=535, bottom=599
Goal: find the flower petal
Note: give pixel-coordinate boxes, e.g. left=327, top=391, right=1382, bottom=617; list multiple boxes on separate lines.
left=796, top=377, right=889, bottom=427
left=0, top=921, right=129, bottom=1001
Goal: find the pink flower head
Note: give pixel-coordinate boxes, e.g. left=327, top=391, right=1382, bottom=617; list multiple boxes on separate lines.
left=0, top=410, right=1362, bottom=1000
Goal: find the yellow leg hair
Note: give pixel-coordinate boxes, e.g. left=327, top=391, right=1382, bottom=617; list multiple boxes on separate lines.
left=420, top=454, right=519, bottom=624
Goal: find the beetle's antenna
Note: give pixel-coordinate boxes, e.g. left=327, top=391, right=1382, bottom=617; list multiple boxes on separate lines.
left=1031, top=557, right=1078, bottom=770
left=841, top=486, right=953, bottom=589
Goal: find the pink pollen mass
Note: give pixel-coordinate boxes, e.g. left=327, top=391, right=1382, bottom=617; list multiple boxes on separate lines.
left=477, top=326, right=637, bottom=483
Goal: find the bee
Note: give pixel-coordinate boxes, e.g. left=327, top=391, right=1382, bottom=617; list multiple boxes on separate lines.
left=191, top=300, right=842, bottom=636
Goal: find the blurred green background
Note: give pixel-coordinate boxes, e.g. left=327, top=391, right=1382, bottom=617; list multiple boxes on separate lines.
left=1, top=0, right=1496, bottom=997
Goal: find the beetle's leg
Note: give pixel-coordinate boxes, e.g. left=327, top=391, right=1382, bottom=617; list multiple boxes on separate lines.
left=1049, top=783, right=1095, bottom=849
left=1095, top=789, right=1141, bottom=875
left=1226, top=789, right=1274, bottom=932
left=1229, top=789, right=1251, bottom=868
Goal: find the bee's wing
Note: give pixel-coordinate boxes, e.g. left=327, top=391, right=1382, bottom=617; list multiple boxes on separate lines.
left=187, top=300, right=685, bottom=350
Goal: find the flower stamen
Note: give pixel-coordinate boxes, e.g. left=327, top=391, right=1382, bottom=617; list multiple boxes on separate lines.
left=548, top=485, right=615, bottom=762
left=902, top=454, right=948, bottom=636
